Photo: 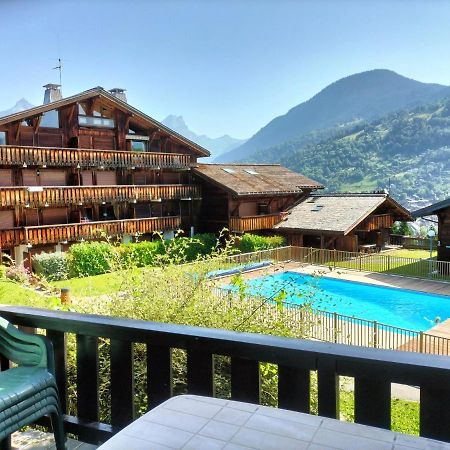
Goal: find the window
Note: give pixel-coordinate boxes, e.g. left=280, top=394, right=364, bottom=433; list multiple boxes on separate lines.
left=41, top=110, right=59, bottom=128
left=222, top=167, right=235, bottom=174
left=244, top=169, right=259, bottom=175
left=0, top=131, right=6, bottom=145
left=78, top=115, right=115, bottom=128
left=131, top=140, right=147, bottom=152
left=258, top=203, right=269, bottom=215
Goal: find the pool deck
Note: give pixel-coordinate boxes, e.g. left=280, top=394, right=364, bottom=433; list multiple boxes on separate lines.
left=216, top=261, right=450, bottom=296
left=289, top=264, right=450, bottom=296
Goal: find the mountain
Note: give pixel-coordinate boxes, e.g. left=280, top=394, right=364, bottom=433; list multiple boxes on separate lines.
left=161, top=115, right=246, bottom=160
left=248, top=98, right=450, bottom=211
left=0, top=98, right=35, bottom=117
left=217, top=69, right=449, bottom=162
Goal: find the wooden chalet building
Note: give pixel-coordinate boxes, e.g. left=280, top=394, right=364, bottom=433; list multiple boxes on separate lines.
left=413, top=197, right=450, bottom=262
left=192, top=163, right=324, bottom=233
left=276, top=193, right=412, bottom=252
left=0, top=85, right=208, bottom=264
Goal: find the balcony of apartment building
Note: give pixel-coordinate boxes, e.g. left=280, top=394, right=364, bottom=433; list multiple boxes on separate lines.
left=229, top=201, right=287, bottom=233
left=0, top=184, right=201, bottom=248
left=0, top=306, right=449, bottom=449
left=0, top=144, right=194, bottom=170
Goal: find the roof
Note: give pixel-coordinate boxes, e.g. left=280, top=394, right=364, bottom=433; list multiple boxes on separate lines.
left=192, top=164, right=323, bottom=196
left=276, top=193, right=412, bottom=235
left=0, top=87, right=210, bottom=157
left=412, top=197, right=450, bottom=217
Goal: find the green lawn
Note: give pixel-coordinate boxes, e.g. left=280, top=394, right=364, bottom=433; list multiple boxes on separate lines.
left=0, top=279, right=58, bottom=307
left=340, top=391, right=419, bottom=435
left=51, top=271, right=123, bottom=297
left=384, top=248, right=437, bottom=259
left=331, top=249, right=447, bottom=280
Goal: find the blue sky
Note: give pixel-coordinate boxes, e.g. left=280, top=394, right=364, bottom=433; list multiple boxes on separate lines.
left=1, top=0, right=450, bottom=138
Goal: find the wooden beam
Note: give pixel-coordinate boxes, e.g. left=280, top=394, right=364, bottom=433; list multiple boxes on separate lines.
left=14, top=122, right=20, bottom=142
left=33, top=115, right=42, bottom=133
left=68, top=104, right=76, bottom=124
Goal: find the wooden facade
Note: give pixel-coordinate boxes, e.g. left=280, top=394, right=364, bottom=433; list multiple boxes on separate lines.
left=0, top=86, right=208, bottom=259
left=192, top=164, right=322, bottom=234
left=413, top=199, right=450, bottom=262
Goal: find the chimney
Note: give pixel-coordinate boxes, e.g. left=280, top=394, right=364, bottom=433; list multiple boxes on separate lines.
left=43, top=84, right=62, bottom=104
left=109, top=88, right=127, bottom=103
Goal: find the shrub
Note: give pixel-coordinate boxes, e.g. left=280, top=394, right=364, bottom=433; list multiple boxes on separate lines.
left=67, top=241, right=117, bottom=277
left=0, top=265, right=8, bottom=279
left=6, top=264, right=31, bottom=283
left=118, top=240, right=165, bottom=268
left=238, top=234, right=286, bottom=253
left=32, top=251, right=68, bottom=281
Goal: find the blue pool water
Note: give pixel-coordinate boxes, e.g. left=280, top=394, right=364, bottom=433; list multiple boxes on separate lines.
left=225, top=271, right=450, bottom=331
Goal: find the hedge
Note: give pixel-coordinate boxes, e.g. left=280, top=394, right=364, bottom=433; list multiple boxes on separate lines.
left=237, top=234, right=286, bottom=253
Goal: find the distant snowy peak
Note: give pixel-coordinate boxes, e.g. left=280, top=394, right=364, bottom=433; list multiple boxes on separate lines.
left=0, top=98, right=35, bottom=117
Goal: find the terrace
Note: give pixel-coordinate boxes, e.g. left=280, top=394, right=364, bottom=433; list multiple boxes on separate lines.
left=0, top=185, right=201, bottom=208
left=0, top=216, right=181, bottom=247
left=229, top=213, right=283, bottom=232
left=0, top=306, right=449, bottom=448
left=0, top=145, right=193, bottom=169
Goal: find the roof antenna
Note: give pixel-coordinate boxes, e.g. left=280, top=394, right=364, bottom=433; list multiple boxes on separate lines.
left=53, top=57, right=63, bottom=90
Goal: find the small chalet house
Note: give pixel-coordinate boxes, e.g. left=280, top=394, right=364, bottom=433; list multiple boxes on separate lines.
left=0, top=85, right=208, bottom=265
left=276, top=193, right=412, bottom=252
left=413, top=197, right=450, bottom=262
left=192, top=163, right=323, bottom=233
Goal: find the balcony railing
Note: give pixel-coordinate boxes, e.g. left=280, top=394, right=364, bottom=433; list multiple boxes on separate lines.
left=0, top=185, right=201, bottom=208
left=0, top=307, right=449, bottom=444
left=0, top=145, right=192, bottom=169
left=230, top=213, right=283, bottom=232
left=0, top=216, right=181, bottom=247
left=357, top=213, right=394, bottom=231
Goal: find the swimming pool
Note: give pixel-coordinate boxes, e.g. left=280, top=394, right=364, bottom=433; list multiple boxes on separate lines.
left=225, top=271, right=450, bottom=331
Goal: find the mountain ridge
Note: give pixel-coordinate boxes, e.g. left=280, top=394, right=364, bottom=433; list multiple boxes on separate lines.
left=247, top=97, right=450, bottom=211
left=161, top=115, right=246, bottom=160
left=216, top=69, right=450, bottom=162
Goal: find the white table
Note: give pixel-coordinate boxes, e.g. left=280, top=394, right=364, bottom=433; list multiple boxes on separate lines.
left=98, top=395, right=450, bottom=449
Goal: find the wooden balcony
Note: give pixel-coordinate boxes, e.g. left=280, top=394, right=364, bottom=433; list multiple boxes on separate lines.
left=0, top=145, right=192, bottom=169
left=0, top=216, right=181, bottom=247
left=230, top=213, right=283, bottom=232
left=0, top=307, right=449, bottom=444
left=0, top=185, right=201, bottom=208
left=357, top=213, right=394, bottom=231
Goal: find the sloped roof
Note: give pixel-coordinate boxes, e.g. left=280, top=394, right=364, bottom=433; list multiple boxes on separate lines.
left=193, top=164, right=323, bottom=196
left=276, top=193, right=411, bottom=235
left=0, top=87, right=210, bottom=157
left=412, top=197, right=450, bottom=217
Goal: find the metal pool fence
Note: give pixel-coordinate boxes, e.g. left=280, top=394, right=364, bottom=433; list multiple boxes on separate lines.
left=211, top=246, right=450, bottom=355
left=213, top=288, right=450, bottom=356
left=223, top=245, right=450, bottom=281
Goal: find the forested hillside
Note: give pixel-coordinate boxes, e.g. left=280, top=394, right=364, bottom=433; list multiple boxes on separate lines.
left=248, top=99, right=450, bottom=209
left=217, top=69, right=449, bottom=162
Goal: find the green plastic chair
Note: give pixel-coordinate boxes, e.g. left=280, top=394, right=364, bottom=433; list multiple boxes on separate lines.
left=0, top=316, right=66, bottom=449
